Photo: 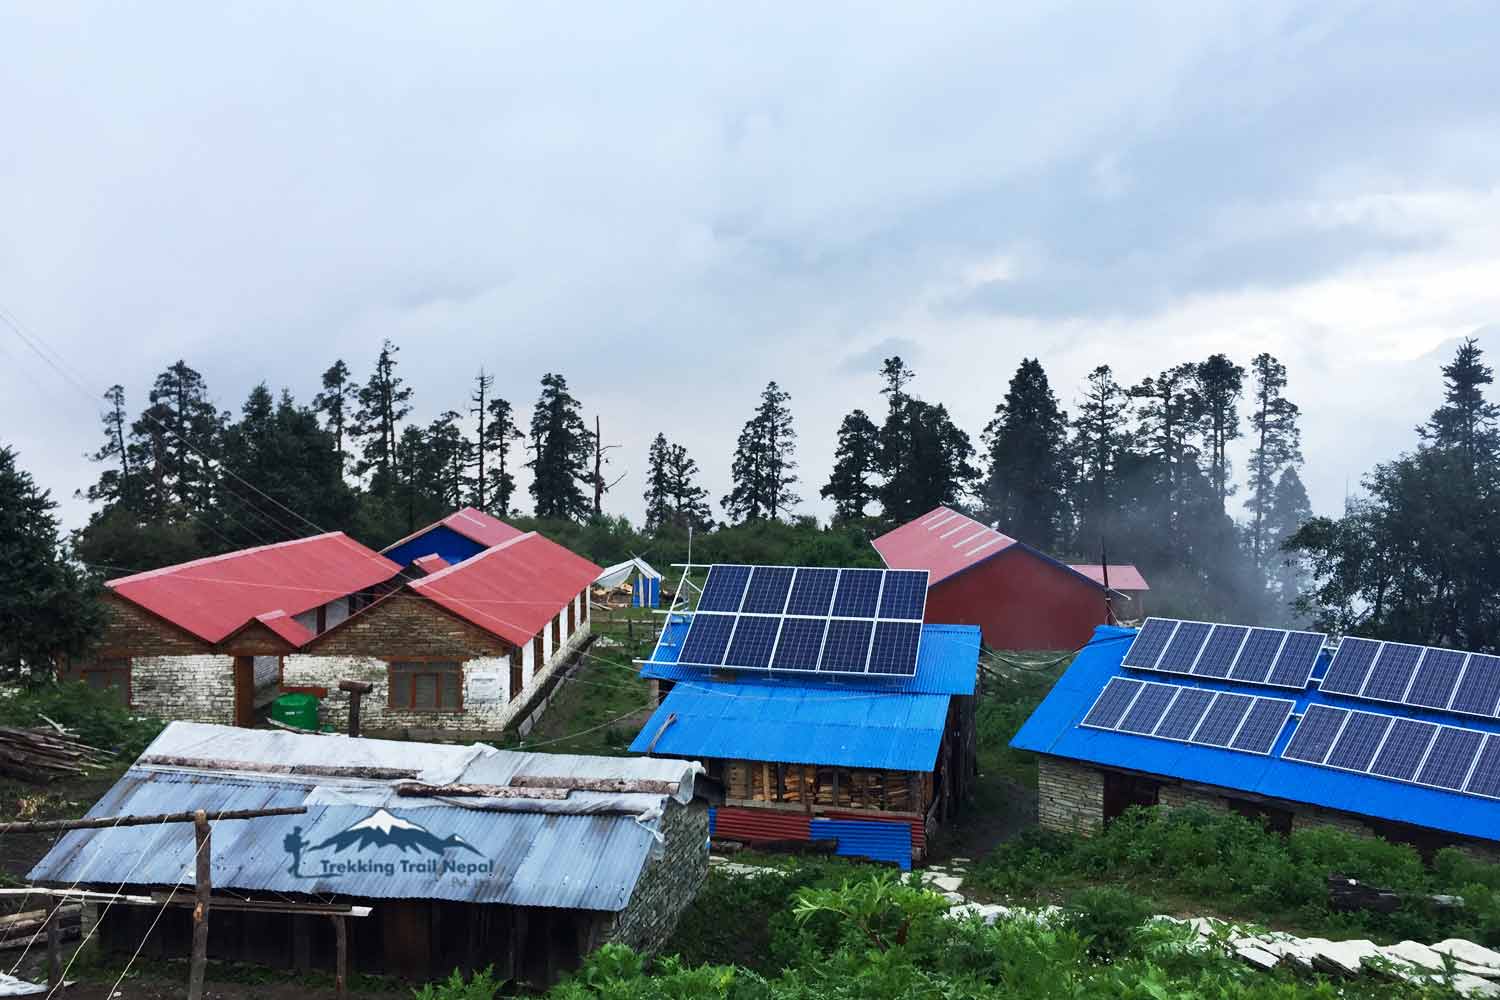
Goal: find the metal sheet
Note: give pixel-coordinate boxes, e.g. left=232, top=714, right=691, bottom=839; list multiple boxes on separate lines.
left=809, top=818, right=912, bottom=870
left=710, top=807, right=810, bottom=843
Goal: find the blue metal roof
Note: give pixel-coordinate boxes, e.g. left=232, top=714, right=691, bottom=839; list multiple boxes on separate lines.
left=630, top=677, right=950, bottom=771
left=640, top=619, right=979, bottom=696
left=1012, top=625, right=1500, bottom=844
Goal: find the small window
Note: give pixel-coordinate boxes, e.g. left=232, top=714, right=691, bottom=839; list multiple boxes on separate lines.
left=533, top=634, right=544, bottom=669
left=551, top=614, right=561, bottom=649
left=389, top=662, right=462, bottom=712
left=567, top=600, right=576, bottom=636
left=509, top=649, right=523, bottom=703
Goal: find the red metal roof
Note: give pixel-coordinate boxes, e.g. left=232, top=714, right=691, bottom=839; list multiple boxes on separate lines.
left=252, top=610, right=317, bottom=647
left=412, top=553, right=450, bottom=576
left=1068, top=564, right=1150, bottom=591
left=409, top=532, right=602, bottom=645
left=107, top=533, right=401, bottom=645
left=871, top=507, right=1021, bottom=585
left=380, top=506, right=523, bottom=554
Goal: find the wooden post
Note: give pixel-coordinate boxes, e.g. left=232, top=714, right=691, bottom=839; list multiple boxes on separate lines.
left=338, top=679, right=374, bottom=738
left=45, top=903, right=60, bottom=989
left=188, top=809, right=211, bottom=1000
left=330, top=914, right=349, bottom=1000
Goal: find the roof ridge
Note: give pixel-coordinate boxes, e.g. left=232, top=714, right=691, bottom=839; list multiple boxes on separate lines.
left=107, top=531, right=351, bottom=587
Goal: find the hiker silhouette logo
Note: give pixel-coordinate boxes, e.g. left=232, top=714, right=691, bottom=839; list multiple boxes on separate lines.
left=285, top=809, right=492, bottom=879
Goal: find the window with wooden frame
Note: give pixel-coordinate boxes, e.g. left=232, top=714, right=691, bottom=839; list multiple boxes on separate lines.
left=388, top=661, right=463, bottom=712
left=509, top=648, right=523, bottom=703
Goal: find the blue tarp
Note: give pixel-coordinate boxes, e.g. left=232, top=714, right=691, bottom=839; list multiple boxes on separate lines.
left=382, top=524, right=486, bottom=568
left=1012, top=625, right=1500, bottom=843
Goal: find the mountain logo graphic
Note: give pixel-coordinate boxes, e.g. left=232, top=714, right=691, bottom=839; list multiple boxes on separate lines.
left=309, top=809, right=484, bottom=858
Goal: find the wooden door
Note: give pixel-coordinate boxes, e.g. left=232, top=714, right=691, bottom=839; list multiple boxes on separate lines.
left=1102, top=772, right=1158, bottom=824
left=232, top=656, right=256, bottom=727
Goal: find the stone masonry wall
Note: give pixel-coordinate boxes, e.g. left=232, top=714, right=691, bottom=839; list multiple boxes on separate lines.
left=604, top=798, right=710, bottom=954
left=130, top=655, right=236, bottom=724
left=97, top=593, right=212, bottom=656
left=1037, top=756, right=1105, bottom=835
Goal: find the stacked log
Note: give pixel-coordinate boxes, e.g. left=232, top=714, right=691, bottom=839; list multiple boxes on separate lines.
left=0, top=727, right=113, bottom=783
left=0, top=905, right=82, bottom=951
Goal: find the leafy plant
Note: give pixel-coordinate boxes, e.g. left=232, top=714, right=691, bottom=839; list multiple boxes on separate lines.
left=1062, top=887, right=1154, bottom=960
left=410, top=965, right=504, bottom=1000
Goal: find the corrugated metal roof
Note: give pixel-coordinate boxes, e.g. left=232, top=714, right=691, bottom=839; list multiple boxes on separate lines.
left=253, top=610, right=316, bottom=647
left=810, top=818, right=912, bottom=870
left=380, top=507, right=524, bottom=554
left=709, top=807, right=811, bottom=843
left=410, top=532, right=602, bottom=645
left=640, top=619, right=980, bottom=697
left=106, top=533, right=401, bottom=644
left=1012, top=625, right=1500, bottom=844
left=412, top=553, right=450, bottom=575
left=27, top=723, right=703, bottom=912
left=1067, top=564, right=1150, bottom=591
left=872, top=507, right=1106, bottom=592
left=630, top=677, right=951, bottom=771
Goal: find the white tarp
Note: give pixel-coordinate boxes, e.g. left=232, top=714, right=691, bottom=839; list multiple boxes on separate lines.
left=594, top=557, right=661, bottom=590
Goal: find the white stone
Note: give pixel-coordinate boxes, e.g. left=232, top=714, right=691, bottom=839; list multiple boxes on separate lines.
left=1236, top=945, right=1281, bottom=971
left=1304, top=938, right=1381, bottom=976
left=1452, top=974, right=1500, bottom=998
left=941, top=891, right=966, bottom=904
left=1435, top=940, right=1500, bottom=974
left=1381, top=940, right=1449, bottom=973
left=925, top=875, right=964, bottom=893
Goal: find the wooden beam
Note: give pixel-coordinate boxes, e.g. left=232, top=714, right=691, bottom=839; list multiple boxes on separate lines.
left=508, top=775, right=681, bottom=795
left=0, top=805, right=307, bottom=835
left=138, top=756, right=417, bottom=780
left=188, top=810, right=211, bottom=1000
left=0, top=889, right=372, bottom=918
left=45, top=903, right=60, bottom=989
left=330, top=914, right=348, bottom=1000
left=394, top=782, right=568, bottom=800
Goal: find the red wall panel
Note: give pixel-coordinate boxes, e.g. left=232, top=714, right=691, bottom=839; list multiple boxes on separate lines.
left=925, top=548, right=1108, bottom=651
left=712, top=807, right=811, bottom=843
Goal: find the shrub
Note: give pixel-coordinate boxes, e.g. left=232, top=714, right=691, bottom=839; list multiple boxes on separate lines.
left=1062, top=887, right=1155, bottom=960
left=410, top=966, right=504, bottom=1000
left=0, top=681, right=163, bottom=758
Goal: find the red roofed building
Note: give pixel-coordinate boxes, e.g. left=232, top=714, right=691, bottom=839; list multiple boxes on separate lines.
left=286, top=532, right=602, bottom=738
left=873, top=507, right=1141, bottom=651
left=380, top=506, right=525, bottom=569
left=72, top=534, right=402, bottom=725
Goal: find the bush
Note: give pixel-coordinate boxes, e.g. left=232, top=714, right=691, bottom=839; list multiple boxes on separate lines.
left=1063, top=887, right=1155, bottom=960
left=410, top=965, right=504, bottom=1000
left=0, top=681, right=163, bottom=758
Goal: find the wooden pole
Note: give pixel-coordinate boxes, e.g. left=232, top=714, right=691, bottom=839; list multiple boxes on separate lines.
left=338, top=680, right=373, bottom=738
left=188, top=810, right=211, bottom=1000
left=45, top=903, right=60, bottom=988
left=331, top=914, right=348, bottom=1000
left=0, top=804, right=306, bottom=835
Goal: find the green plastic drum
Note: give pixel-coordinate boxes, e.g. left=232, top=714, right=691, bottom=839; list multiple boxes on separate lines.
left=269, top=692, right=319, bottom=731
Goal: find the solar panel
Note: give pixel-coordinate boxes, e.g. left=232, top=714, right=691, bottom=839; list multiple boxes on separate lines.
left=1361, top=643, right=1423, bottom=702
left=831, top=569, right=883, bottom=618
left=876, top=570, right=928, bottom=620
left=819, top=619, right=875, bottom=673
left=698, top=565, right=752, bottom=612
left=1465, top=737, right=1500, bottom=799
left=1122, top=618, right=1328, bottom=691
left=1320, top=637, right=1382, bottom=695
left=1265, top=631, right=1325, bottom=689
left=1417, top=727, right=1485, bottom=789
left=1118, top=684, right=1177, bottom=734
left=770, top=617, right=827, bottom=672
left=740, top=567, right=795, bottom=615
left=724, top=615, right=781, bottom=670
left=1451, top=654, right=1500, bottom=717
left=1227, top=628, right=1285, bottom=684
left=785, top=568, right=838, bottom=616
left=1369, top=719, right=1438, bottom=781
left=1157, top=622, right=1212, bottom=673
left=1155, top=687, right=1216, bottom=740
left=1324, top=712, right=1392, bottom=771
left=1230, top=698, right=1294, bottom=754
left=1082, top=678, right=1144, bottom=729
left=1191, top=625, right=1248, bottom=679
left=678, top=612, right=735, bottom=665
left=1192, top=693, right=1253, bottom=747
left=1406, top=649, right=1466, bottom=710
left=868, top=621, right=922, bottom=675
left=1121, top=619, right=1176, bottom=669
left=1282, top=705, right=1348, bottom=764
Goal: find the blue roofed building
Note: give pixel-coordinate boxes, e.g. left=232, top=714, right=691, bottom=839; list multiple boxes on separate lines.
left=1014, top=622, right=1500, bottom=860
left=632, top=610, right=982, bottom=869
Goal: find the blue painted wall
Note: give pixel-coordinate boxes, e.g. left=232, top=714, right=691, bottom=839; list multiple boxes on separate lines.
left=383, top=525, right=487, bottom=568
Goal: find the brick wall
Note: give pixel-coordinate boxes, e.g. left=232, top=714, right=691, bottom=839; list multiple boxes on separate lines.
left=97, top=593, right=212, bottom=656
left=305, top=592, right=512, bottom=659
left=1037, top=756, right=1105, bottom=835
left=130, top=655, right=236, bottom=723
left=604, top=798, right=709, bottom=954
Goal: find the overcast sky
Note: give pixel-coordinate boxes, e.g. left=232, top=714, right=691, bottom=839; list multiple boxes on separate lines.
left=3, top=3, right=1499, bottom=540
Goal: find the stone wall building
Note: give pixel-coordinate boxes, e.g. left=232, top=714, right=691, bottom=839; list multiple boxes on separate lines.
left=29, top=722, right=714, bottom=987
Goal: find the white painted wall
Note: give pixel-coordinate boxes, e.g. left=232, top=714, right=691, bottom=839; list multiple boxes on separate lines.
left=129, top=655, right=236, bottom=724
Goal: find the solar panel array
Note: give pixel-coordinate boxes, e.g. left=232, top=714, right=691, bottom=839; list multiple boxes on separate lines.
left=1283, top=704, right=1500, bottom=800
left=1320, top=637, right=1500, bottom=721
left=677, top=564, right=930, bottom=676
left=1122, top=618, right=1329, bottom=690
left=1081, top=677, right=1295, bottom=755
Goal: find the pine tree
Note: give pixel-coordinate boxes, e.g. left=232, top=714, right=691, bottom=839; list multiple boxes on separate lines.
left=482, top=396, right=523, bottom=517
left=1245, top=353, right=1302, bottom=570
left=820, top=410, right=880, bottom=522
left=352, top=340, right=413, bottom=495
left=527, top=373, right=594, bottom=521
left=1264, top=466, right=1313, bottom=616
left=424, top=411, right=471, bottom=509
left=666, top=442, right=713, bottom=531
left=873, top=357, right=977, bottom=521
left=1130, top=363, right=1200, bottom=537
left=1193, top=354, right=1245, bottom=512
left=643, top=433, right=673, bottom=532
left=981, top=358, right=1070, bottom=547
left=1072, top=366, right=1130, bottom=547
left=81, top=385, right=137, bottom=508
left=131, top=361, right=222, bottom=517
left=1420, top=336, right=1500, bottom=474
left=312, top=359, right=353, bottom=473
left=0, top=445, right=100, bottom=681
left=722, top=382, right=799, bottom=522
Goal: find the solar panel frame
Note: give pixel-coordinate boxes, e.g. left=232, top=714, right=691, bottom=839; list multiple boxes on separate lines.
left=723, top=614, right=783, bottom=670
left=1229, top=697, right=1295, bottom=754
left=1263, top=631, right=1327, bottom=689
left=1156, top=621, right=1213, bottom=674
left=1450, top=654, right=1500, bottom=718
left=1227, top=628, right=1288, bottom=685
left=868, top=621, right=923, bottom=675
left=1320, top=637, right=1382, bottom=696
left=1464, top=736, right=1500, bottom=799
left=1283, top=705, right=1350, bottom=764
left=1359, top=642, right=1425, bottom=703
left=1191, top=693, right=1255, bottom=748
left=1416, top=726, right=1486, bottom=791
left=785, top=567, right=839, bottom=617
left=1121, top=618, right=1179, bottom=670
left=769, top=616, right=829, bottom=673
left=697, top=565, right=753, bottom=613
left=1154, top=687, right=1217, bottom=740
left=739, top=566, right=796, bottom=615
left=1324, top=712, right=1394, bottom=772
left=1081, top=678, right=1145, bottom=730
left=818, top=619, right=876, bottom=673
left=1368, top=718, right=1439, bottom=781
left=1118, top=684, right=1178, bottom=735
left=1190, top=625, right=1249, bottom=679
left=830, top=568, right=883, bottom=618
left=876, top=570, right=929, bottom=621
left=1406, top=649, right=1467, bottom=710
left=677, top=612, right=737, bottom=666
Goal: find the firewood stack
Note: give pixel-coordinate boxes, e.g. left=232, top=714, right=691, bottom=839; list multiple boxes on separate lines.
left=0, top=726, right=113, bottom=783
left=0, top=905, right=82, bottom=951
